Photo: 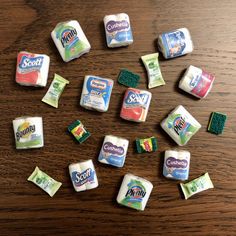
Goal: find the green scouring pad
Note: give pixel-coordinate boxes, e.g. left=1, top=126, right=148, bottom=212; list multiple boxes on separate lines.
left=136, top=137, right=158, bottom=153
left=118, top=69, right=140, bottom=88
left=207, top=112, right=227, bottom=135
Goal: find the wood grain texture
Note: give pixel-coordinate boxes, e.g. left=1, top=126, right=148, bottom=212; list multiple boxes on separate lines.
left=0, top=0, right=236, bottom=235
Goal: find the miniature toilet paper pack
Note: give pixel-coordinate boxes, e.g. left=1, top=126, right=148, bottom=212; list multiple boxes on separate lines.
left=179, top=65, right=215, bottom=98
left=117, top=174, right=153, bottom=211
left=80, top=75, right=114, bottom=112
left=158, top=28, right=193, bottom=59
left=16, top=51, right=50, bottom=87
left=51, top=20, right=91, bottom=62
left=104, top=13, right=133, bottom=48
left=163, top=150, right=190, bottom=181
left=12, top=116, right=44, bottom=149
left=69, top=160, right=98, bottom=192
left=98, top=135, right=129, bottom=167
left=161, top=105, right=201, bottom=146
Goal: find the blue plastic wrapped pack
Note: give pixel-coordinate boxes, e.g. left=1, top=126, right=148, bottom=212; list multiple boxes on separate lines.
left=80, top=75, right=114, bottom=112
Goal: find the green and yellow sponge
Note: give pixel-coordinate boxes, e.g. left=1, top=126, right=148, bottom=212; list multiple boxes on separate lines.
left=208, top=112, right=227, bottom=135
left=136, top=136, right=158, bottom=153
left=118, top=69, right=140, bottom=88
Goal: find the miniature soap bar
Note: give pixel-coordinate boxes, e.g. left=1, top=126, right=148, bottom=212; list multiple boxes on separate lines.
left=136, top=136, right=158, bottom=153
left=80, top=75, right=114, bottom=112
left=51, top=20, right=91, bottom=62
left=98, top=135, right=129, bottom=167
left=42, top=73, right=69, bottom=108
left=68, top=120, right=90, bottom=143
left=12, top=116, right=44, bottom=149
left=158, top=28, right=193, bottom=59
left=120, top=88, right=152, bottom=122
left=179, top=65, right=215, bottom=98
left=161, top=105, right=201, bottom=146
left=28, top=166, right=62, bottom=197
left=141, top=53, right=165, bottom=88
left=180, top=173, right=214, bottom=199
left=207, top=112, right=227, bottom=135
left=69, top=160, right=98, bottom=192
left=118, top=69, right=140, bottom=88
left=163, top=150, right=190, bottom=181
left=117, top=173, right=153, bottom=211
left=104, top=13, right=133, bottom=48
left=16, top=51, right=50, bottom=87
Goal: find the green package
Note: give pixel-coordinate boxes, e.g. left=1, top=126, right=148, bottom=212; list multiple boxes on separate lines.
left=28, top=166, right=62, bottom=197
left=141, top=53, right=165, bottom=88
left=180, top=173, right=214, bottom=200
left=42, top=73, right=69, bottom=108
left=136, top=136, right=158, bottom=153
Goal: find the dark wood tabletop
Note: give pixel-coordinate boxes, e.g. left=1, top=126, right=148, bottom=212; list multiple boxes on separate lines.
left=0, top=0, right=236, bottom=235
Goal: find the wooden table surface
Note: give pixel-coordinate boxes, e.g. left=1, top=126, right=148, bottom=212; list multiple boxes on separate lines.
left=0, top=0, right=236, bottom=235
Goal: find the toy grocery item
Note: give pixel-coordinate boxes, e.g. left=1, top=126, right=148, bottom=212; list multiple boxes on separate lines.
left=12, top=116, right=43, bottom=149
left=135, top=136, right=158, bottom=153
left=51, top=20, right=91, bottom=62
left=80, top=75, right=113, bottom=112
left=68, top=120, right=90, bottom=143
left=120, top=88, right=152, bottom=122
left=161, top=105, right=201, bottom=146
left=117, top=173, right=153, bottom=211
left=98, top=135, right=129, bottom=167
left=104, top=13, right=133, bottom=48
left=158, top=28, right=193, bottom=59
left=16, top=51, right=50, bottom=87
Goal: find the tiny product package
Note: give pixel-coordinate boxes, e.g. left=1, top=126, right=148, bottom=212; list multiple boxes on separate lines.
left=117, top=173, right=153, bottom=211
left=80, top=75, right=114, bottom=112
left=28, top=166, right=62, bottom=197
left=51, top=20, right=91, bottom=62
left=104, top=13, right=133, bottom=48
left=120, top=88, right=152, bottom=122
left=42, top=73, right=69, bottom=108
left=68, top=120, right=90, bottom=143
left=163, top=150, right=190, bottom=181
left=16, top=51, right=50, bottom=87
left=136, top=136, right=158, bottom=153
left=158, top=28, right=193, bottom=59
left=13, top=116, right=44, bottom=149
left=180, top=173, right=214, bottom=199
left=179, top=65, right=215, bottom=98
left=141, top=53, right=165, bottom=88
left=69, top=160, right=98, bottom=192
left=161, top=105, right=201, bottom=146
left=98, top=135, right=129, bottom=167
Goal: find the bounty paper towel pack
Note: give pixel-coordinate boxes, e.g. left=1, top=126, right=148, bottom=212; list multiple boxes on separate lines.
left=69, top=160, right=98, bottom=192
left=80, top=75, right=114, bottom=112
left=98, top=135, right=129, bottom=167
left=12, top=116, right=44, bottom=149
left=104, top=13, right=133, bottom=48
left=117, top=173, right=153, bottom=211
left=51, top=20, right=91, bottom=62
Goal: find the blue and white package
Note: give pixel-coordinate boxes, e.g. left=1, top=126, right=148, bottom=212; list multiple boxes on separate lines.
left=158, top=28, right=193, bottom=59
left=98, top=135, right=129, bottom=167
left=80, top=75, right=114, bottom=112
left=163, top=150, right=190, bottom=181
left=104, top=13, right=133, bottom=48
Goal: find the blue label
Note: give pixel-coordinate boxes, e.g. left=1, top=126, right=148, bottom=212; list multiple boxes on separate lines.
left=19, top=55, right=44, bottom=72
left=71, top=168, right=95, bottom=187
left=163, top=166, right=189, bottom=181
left=161, top=30, right=186, bottom=58
left=99, top=153, right=125, bottom=167
left=124, top=91, right=150, bottom=107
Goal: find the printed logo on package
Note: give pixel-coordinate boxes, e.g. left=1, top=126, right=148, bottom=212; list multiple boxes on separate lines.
left=18, top=55, right=44, bottom=73
left=71, top=168, right=95, bottom=187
